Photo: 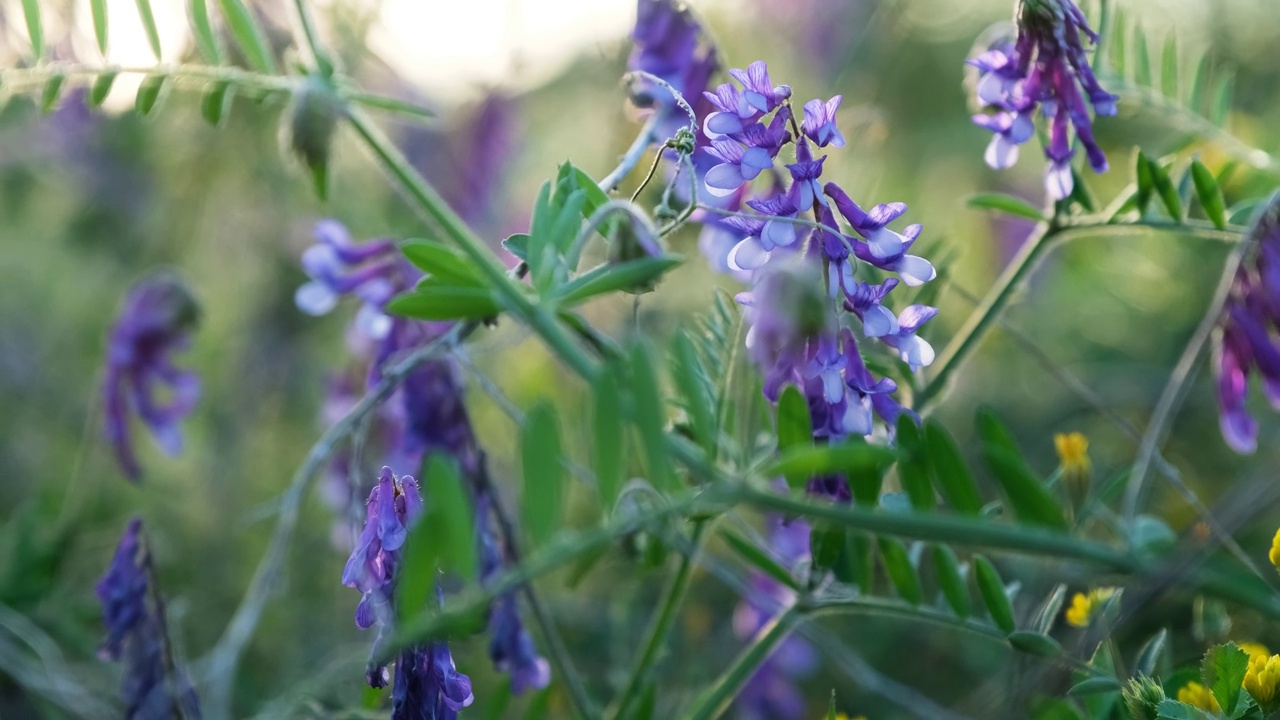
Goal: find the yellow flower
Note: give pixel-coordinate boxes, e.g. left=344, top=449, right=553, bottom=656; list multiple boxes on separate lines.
left=1176, top=681, right=1221, bottom=713
left=832, top=715, right=867, bottom=720
left=1055, top=432, right=1092, bottom=510
left=1065, top=587, right=1116, bottom=628
left=1269, top=528, right=1280, bottom=571
left=1240, top=642, right=1271, bottom=662
left=1245, top=653, right=1280, bottom=713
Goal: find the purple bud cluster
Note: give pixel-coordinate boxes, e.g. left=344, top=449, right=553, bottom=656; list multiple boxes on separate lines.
left=967, top=0, right=1117, bottom=200
left=95, top=519, right=202, bottom=718
left=1215, top=200, right=1280, bottom=454
left=102, top=273, right=201, bottom=480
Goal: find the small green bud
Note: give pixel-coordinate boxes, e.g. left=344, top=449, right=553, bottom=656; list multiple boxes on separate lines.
left=1122, top=675, right=1166, bottom=720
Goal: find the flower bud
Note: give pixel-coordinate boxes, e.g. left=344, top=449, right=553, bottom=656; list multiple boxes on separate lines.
left=286, top=75, right=343, bottom=199
left=1122, top=676, right=1165, bottom=720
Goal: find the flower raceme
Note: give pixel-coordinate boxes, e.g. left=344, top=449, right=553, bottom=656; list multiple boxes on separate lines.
left=102, top=273, right=201, bottom=480
left=967, top=0, right=1117, bottom=200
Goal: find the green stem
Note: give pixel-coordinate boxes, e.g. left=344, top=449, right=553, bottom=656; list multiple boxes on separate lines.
left=685, top=605, right=801, bottom=720
left=608, top=521, right=709, bottom=720
left=344, top=108, right=599, bottom=379
left=289, top=0, right=333, bottom=75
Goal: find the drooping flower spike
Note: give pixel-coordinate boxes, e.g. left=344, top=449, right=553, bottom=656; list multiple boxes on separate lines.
left=968, top=0, right=1118, bottom=199
left=102, top=273, right=201, bottom=480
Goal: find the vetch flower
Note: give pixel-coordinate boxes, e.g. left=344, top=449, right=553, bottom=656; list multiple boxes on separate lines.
left=1064, top=587, right=1116, bottom=627
left=102, top=273, right=201, bottom=480
left=730, top=61, right=792, bottom=115
left=880, top=305, right=938, bottom=373
left=391, top=642, right=475, bottom=720
left=96, top=519, right=202, bottom=719
left=1245, top=653, right=1280, bottom=715
left=800, top=96, right=845, bottom=148
left=1176, top=681, right=1220, bottom=714
left=843, top=279, right=901, bottom=338
left=294, top=220, right=403, bottom=332
left=966, top=0, right=1118, bottom=199
left=476, top=493, right=551, bottom=694
left=705, top=139, right=776, bottom=197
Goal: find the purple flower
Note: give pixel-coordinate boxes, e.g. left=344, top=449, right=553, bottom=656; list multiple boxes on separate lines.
left=294, top=220, right=403, bottom=334
left=630, top=0, right=719, bottom=140
left=785, top=139, right=827, bottom=210
left=738, top=259, right=833, bottom=400
left=476, top=494, right=551, bottom=694
left=967, top=0, right=1118, bottom=198
left=880, top=305, right=939, bottom=373
left=826, top=183, right=936, bottom=287
left=96, top=519, right=202, bottom=719
left=844, top=278, right=901, bottom=338
left=705, top=139, right=775, bottom=198
left=391, top=642, right=475, bottom=720
left=730, top=61, right=792, bottom=114
left=1213, top=199, right=1280, bottom=453
left=800, top=95, right=845, bottom=148
left=102, top=273, right=201, bottom=480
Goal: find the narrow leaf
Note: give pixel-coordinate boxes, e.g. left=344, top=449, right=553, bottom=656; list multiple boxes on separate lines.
left=557, top=256, right=682, bottom=305
left=1009, top=631, right=1063, bottom=657
left=41, top=75, right=64, bottom=113
left=629, top=342, right=676, bottom=493
left=1110, top=7, right=1127, bottom=76
left=811, top=522, right=845, bottom=575
left=1188, top=55, right=1209, bottom=114
left=520, top=403, right=564, bottom=548
left=90, top=72, right=117, bottom=107
left=1134, top=628, right=1169, bottom=677
left=385, top=283, right=501, bottom=321
left=188, top=0, right=223, bottom=63
left=1190, top=160, right=1227, bottom=229
left=134, top=0, right=163, bottom=59
left=826, top=691, right=838, bottom=720
left=1069, top=676, right=1123, bottom=696
left=346, top=92, right=436, bottom=121
left=766, top=443, right=897, bottom=492
left=1210, top=73, right=1234, bottom=126
left=932, top=544, right=970, bottom=618
left=215, top=0, right=276, bottom=73
left=591, top=363, right=624, bottom=516
left=399, top=239, right=481, bottom=285
left=974, top=555, right=1015, bottom=633
left=1136, top=151, right=1155, bottom=214
left=1148, top=159, right=1184, bottom=221
left=1032, top=583, right=1067, bottom=634
left=135, top=74, right=166, bottom=115
left=924, top=421, right=983, bottom=515
left=90, top=0, right=109, bottom=54
left=967, top=193, right=1045, bottom=221
left=776, top=385, right=813, bottom=490
left=671, top=331, right=716, bottom=457
left=1133, top=26, right=1151, bottom=86
left=557, top=162, right=611, bottom=219
left=1160, top=35, right=1178, bottom=99
left=976, top=408, right=1067, bottom=530
left=201, top=82, right=233, bottom=126
left=20, top=0, right=42, bottom=59
left=879, top=537, right=922, bottom=605
left=414, top=454, right=477, bottom=587
left=896, top=415, right=933, bottom=511
left=720, top=528, right=800, bottom=592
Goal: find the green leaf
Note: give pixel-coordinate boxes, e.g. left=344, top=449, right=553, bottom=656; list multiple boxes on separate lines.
left=40, top=75, right=64, bottom=113
left=974, top=554, right=1015, bottom=633
left=841, top=532, right=875, bottom=592
left=386, top=283, right=502, bottom=321
left=189, top=0, right=223, bottom=63
left=1068, top=166, right=1096, bottom=212
left=556, top=162, right=611, bottom=219
left=1110, top=7, right=1128, bottom=75
left=134, top=74, right=166, bottom=115
left=90, top=0, right=108, bottom=54
left=1203, top=642, right=1250, bottom=717
left=811, top=522, right=845, bottom=575
left=1133, top=26, right=1151, bottom=86
left=1155, top=699, right=1218, bottom=720
left=557, top=256, right=682, bottom=305
left=967, top=193, right=1045, bottom=221
left=720, top=528, right=800, bottom=592
left=896, top=416, right=933, bottom=511
left=1136, top=150, right=1155, bottom=214
left=826, top=690, right=838, bottom=720
left=1032, top=583, right=1067, bottom=635
left=1134, top=628, right=1169, bottom=677
left=879, top=537, right=922, bottom=605
left=924, top=421, right=983, bottom=515
left=932, top=544, right=970, bottom=617
left=766, top=443, right=897, bottom=495
left=399, top=239, right=481, bottom=285
left=1160, top=35, right=1178, bottom=99
left=90, top=71, right=117, bottom=107
left=419, top=454, right=477, bottom=580
left=1148, top=159, right=1184, bottom=221
left=201, top=82, right=233, bottom=126
left=20, top=0, right=42, bottom=58
left=134, top=0, right=163, bottom=59
left=215, top=0, right=276, bottom=73
left=520, top=403, right=564, bottom=548
left=1190, top=160, right=1227, bottom=229
left=1211, top=73, right=1234, bottom=126
left=501, top=233, right=529, bottom=262
left=976, top=408, right=1067, bottom=530
left=1188, top=54, right=1210, bottom=114
left=1009, top=631, right=1063, bottom=657
left=1069, top=676, right=1123, bottom=696
left=776, top=385, right=813, bottom=490
left=629, top=342, right=676, bottom=493
left=671, top=330, right=716, bottom=457
left=591, top=362, right=624, bottom=516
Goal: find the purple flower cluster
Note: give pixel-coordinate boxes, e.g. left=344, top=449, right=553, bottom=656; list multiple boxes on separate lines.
left=629, top=0, right=719, bottom=143
left=96, top=519, right=202, bottom=719
left=967, top=0, right=1117, bottom=200
left=102, top=273, right=201, bottom=480
left=1215, top=200, right=1280, bottom=454
left=476, top=493, right=551, bottom=694
left=342, top=467, right=475, bottom=717
left=693, top=61, right=938, bottom=466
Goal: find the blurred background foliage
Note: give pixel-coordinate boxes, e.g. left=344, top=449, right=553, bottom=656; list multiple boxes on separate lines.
left=1, top=0, right=1280, bottom=716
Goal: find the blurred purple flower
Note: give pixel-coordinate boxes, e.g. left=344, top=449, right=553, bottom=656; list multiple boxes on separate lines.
left=477, top=493, right=551, bottom=694
left=391, top=642, right=475, bottom=720
left=102, top=273, right=200, bottom=480
left=967, top=0, right=1118, bottom=199
left=96, top=519, right=202, bottom=719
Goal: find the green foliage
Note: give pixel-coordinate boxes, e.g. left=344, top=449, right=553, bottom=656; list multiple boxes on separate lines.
left=134, top=0, right=163, bottom=60
left=398, top=455, right=477, bottom=615
left=967, top=193, right=1045, bottom=221
left=766, top=442, right=897, bottom=493
left=976, top=407, right=1068, bottom=530
left=878, top=537, right=922, bottom=605
left=592, top=361, right=625, bottom=516
left=1190, top=160, right=1228, bottom=229
left=135, top=74, right=167, bottom=115
left=215, top=0, right=277, bottom=73
left=90, top=0, right=108, bottom=54
left=924, top=420, right=983, bottom=515
left=775, top=385, right=813, bottom=490
left=521, top=403, right=565, bottom=548
left=1008, top=631, right=1063, bottom=658
left=895, top=415, right=934, bottom=510
left=189, top=0, right=224, bottom=63
left=974, top=554, right=1015, bottom=633
left=1202, top=642, right=1250, bottom=717
left=20, top=0, right=42, bottom=58
left=932, top=544, right=970, bottom=617
left=629, top=342, right=676, bottom=493
left=670, top=330, right=716, bottom=457
left=720, top=528, right=801, bottom=592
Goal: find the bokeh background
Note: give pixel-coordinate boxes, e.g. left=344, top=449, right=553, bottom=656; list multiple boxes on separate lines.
left=3, top=0, right=1280, bottom=716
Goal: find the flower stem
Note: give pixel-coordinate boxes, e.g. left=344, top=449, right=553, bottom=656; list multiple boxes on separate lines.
left=607, top=520, right=709, bottom=720
left=685, top=604, right=801, bottom=720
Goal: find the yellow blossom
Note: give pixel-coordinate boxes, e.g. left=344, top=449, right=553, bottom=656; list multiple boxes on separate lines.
left=1240, top=642, right=1271, bottom=662
left=1065, top=587, right=1116, bottom=628
left=1269, top=528, right=1280, bottom=571
left=1055, top=432, right=1091, bottom=510
left=1176, top=681, right=1221, bottom=713
left=1245, top=653, right=1280, bottom=713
